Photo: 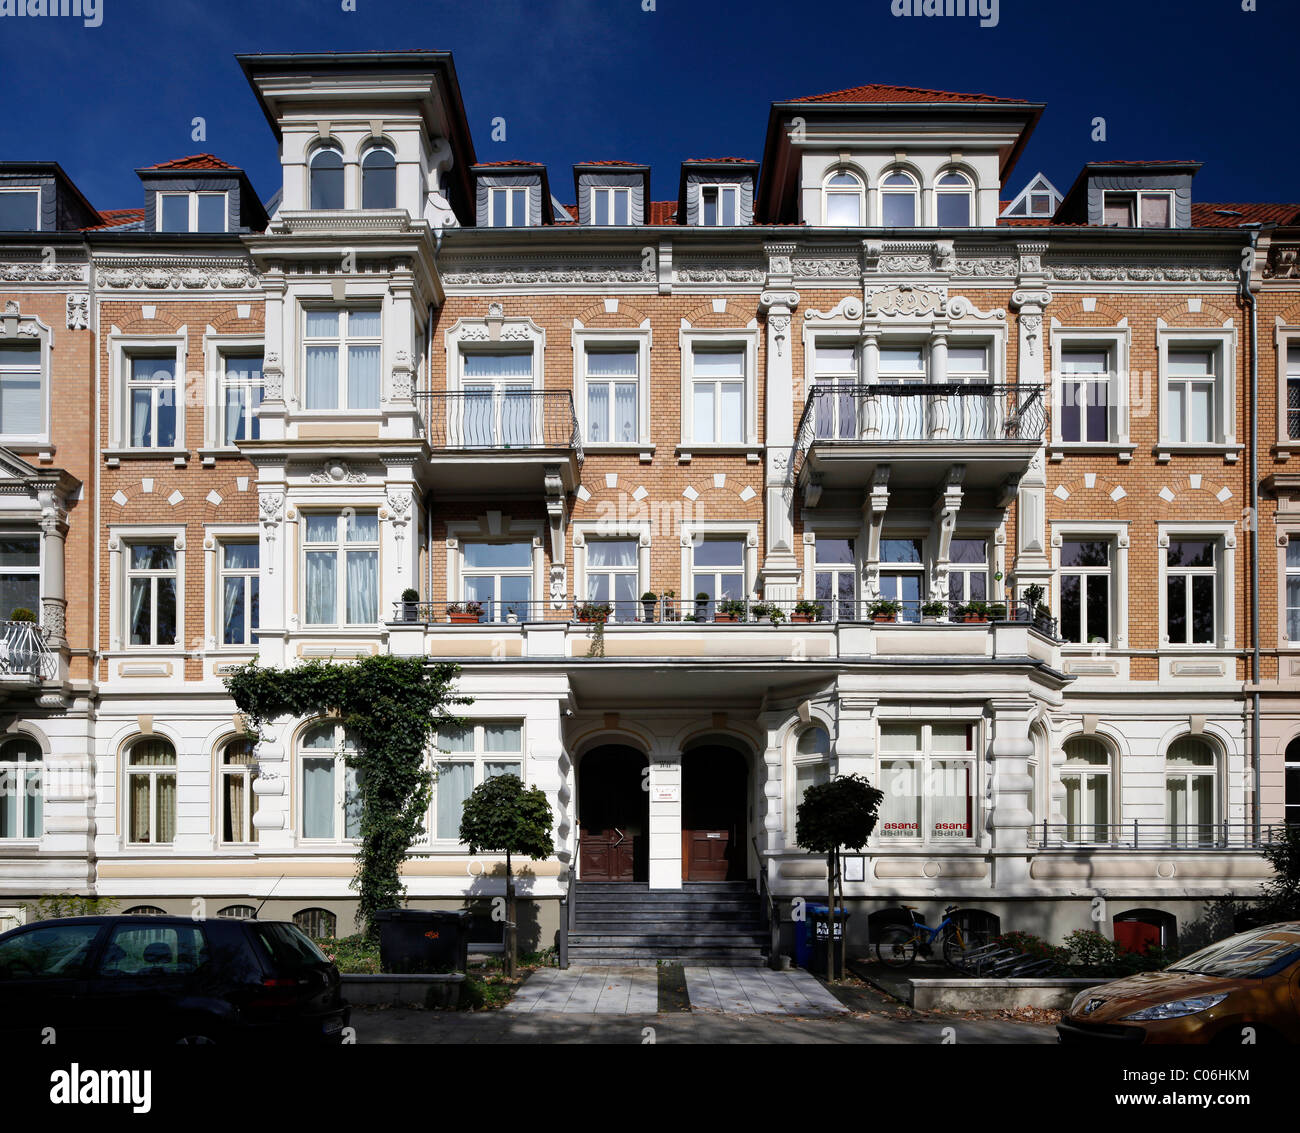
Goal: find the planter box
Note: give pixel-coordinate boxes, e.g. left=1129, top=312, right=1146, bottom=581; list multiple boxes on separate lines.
left=714, top=613, right=739, bottom=623
left=872, top=614, right=897, bottom=623
left=341, top=972, right=466, bottom=1009
left=791, top=613, right=815, bottom=624
left=447, top=613, right=480, bottom=624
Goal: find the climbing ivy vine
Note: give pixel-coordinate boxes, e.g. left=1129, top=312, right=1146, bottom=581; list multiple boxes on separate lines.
left=225, top=656, right=470, bottom=937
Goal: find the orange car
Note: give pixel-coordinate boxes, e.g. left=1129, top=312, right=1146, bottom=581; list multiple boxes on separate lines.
left=1057, top=921, right=1300, bottom=1044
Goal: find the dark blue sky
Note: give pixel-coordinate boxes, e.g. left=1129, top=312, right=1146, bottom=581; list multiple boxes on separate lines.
left=1, top=0, right=1296, bottom=214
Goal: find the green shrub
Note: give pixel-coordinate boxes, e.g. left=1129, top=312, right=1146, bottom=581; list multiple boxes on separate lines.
left=313, top=934, right=381, bottom=974
left=29, top=894, right=116, bottom=921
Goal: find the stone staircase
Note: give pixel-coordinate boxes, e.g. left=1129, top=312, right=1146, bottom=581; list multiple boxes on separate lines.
left=568, top=881, right=769, bottom=966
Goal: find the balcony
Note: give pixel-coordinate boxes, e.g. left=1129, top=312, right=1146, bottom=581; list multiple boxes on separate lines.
left=0, top=620, right=57, bottom=691
left=793, top=383, right=1046, bottom=498
left=415, top=389, right=583, bottom=492
left=1029, top=822, right=1288, bottom=851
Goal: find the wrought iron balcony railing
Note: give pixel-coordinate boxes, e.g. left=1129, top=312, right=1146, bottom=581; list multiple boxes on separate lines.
left=0, top=620, right=56, bottom=680
left=415, top=390, right=583, bottom=460
left=1029, top=821, right=1289, bottom=850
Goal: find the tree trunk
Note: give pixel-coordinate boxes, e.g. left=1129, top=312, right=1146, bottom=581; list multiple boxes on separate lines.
left=827, top=846, right=837, bottom=982
left=505, top=848, right=517, bottom=978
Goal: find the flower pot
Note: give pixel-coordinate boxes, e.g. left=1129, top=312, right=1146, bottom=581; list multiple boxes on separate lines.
left=714, top=613, right=738, bottom=623
left=791, top=613, right=813, bottom=624
left=872, top=614, right=897, bottom=623
left=642, top=600, right=656, bottom=622
left=963, top=614, right=988, bottom=624
left=401, top=603, right=420, bottom=623
left=447, top=612, right=479, bottom=624
left=922, top=614, right=943, bottom=624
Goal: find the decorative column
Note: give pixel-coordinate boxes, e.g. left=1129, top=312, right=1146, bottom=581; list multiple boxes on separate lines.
left=385, top=260, right=421, bottom=441
left=758, top=713, right=786, bottom=856
left=759, top=250, right=801, bottom=602
left=37, top=489, right=69, bottom=650
left=1010, top=254, right=1053, bottom=599
left=861, top=332, right=881, bottom=438
left=930, top=464, right=965, bottom=603
left=544, top=465, right=568, bottom=609
left=862, top=465, right=890, bottom=600
left=987, top=698, right=1036, bottom=886
left=257, top=268, right=287, bottom=440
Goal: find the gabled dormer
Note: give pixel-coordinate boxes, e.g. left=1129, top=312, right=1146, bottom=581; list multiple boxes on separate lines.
left=757, top=83, right=1043, bottom=228
left=472, top=162, right=554, bottom=227
left=0, top=162, right=100, bottom=233
left=1053, top=161, right=1202, bottom=229
left=678, top=159, right=757, bottom=227
left=136, top=155, right=267, bottom=234
left=573, top=162, right=649, bottom=226
left=238, top=50, right=476, bottom=230
left=1000, top=172, right=1063, bottom=221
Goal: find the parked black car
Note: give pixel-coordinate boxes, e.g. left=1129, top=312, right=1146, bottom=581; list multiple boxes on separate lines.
left=0, top=915, right=350, bottom=1045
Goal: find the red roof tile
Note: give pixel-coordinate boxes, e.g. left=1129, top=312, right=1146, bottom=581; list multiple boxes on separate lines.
left=143, top=154, right=242, bottom=172
left=648, top=201, right=678, bottom=225
left=474, top=160, right=545, bottom=168
left=1192, top=202, right=1300, bottom=228
left=575, top=160, right=645, bottom=167
left=788, top=83, right=1031, bottom=105
left=683, top=157, right=756, bottom=164
left=1086, top=159, right=1199, bottom=166
left=82, top=208, right=145, bottom=231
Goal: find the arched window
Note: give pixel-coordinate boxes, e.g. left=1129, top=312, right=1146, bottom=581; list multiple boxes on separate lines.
left=1166, top=737, right=1217, bottom=845
left=1062, top=736, right=1111, bottom=843
left=217, top=904, right=257, bottom=920
left=823, top=169, right=864, bottom=226
left=123, top=905, right=166, bottom=916
left=0, top=736, right=42, bottom=839
left=220, top=737, right=258, bottom=845
left=126, top=737, right=176, bottom=845
left=952, top=908, right=1000, bottom=948
left=309, top=145, right=345, bottom=211
left=361, top=145, right=396, bottom=210
left=299, top=723, right=362, bottom=842
left=1285, top=736, right=1300, bottom=827
left=1113, top=908, right=1177, bottom=954
left=294, top=907, right=337, bottom=939
left=880, top=170, right=919, bottom=227
left=791, top=725, right=831, bottom=822
left=936, top=170, right=974, bottom=226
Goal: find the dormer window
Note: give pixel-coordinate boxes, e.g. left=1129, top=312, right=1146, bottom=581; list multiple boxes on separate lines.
left=1103, top=190, right=1172, bottom=228
left=823, top=170, right=864, bottom=226
left=489, top=186, right=528, bottom=227
left=881, top=171, right=919, bottom=227
left=361, top=145, right=396, bottom=210
left=309, top=145, right=345, bottom=211
left=593, top=186, right=630, bottom=226
left=701, top=185, right=738, bottom=227
left=936, top=171, right=974, bottom=226
left=0, top=190, right=40, bottom=232
left=158, top=191, right=227, bottom=233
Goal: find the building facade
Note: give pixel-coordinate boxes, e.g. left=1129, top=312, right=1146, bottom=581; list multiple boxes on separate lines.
left=1, top=53, right=1297, bottom=954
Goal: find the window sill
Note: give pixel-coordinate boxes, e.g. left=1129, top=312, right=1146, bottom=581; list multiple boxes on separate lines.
left=197, top=447, right=248, bottom=465
left=1048, top=443, right=1135, bottom=462
left=676, top=444, right=762, bottom=463
left=104, top=448, right=189, bottom=467
left=585, top=443, right=655, bottom=456
left=1153, top=444, right=1242, bottom=463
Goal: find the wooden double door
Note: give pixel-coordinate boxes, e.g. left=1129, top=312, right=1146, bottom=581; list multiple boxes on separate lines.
left=681, top=747, right=748, bottom=882
left=578, top=746, right=647, bottom=883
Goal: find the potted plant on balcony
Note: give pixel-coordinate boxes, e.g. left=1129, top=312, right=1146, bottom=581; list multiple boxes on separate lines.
left=792, top=599, right=822, bottom=624
left=446, top=601, right=483, bottom=624
left=1021, top=584, right=1044, bottom=620
left=869, top=598, right=901, bottom=623
left=751, top=602, right=785, bottom=626
left=399, top=588, right=421, bottom=623
left=576, top=601, right=612, bottom=624
left=960, top=600, right=989, bottom=623
left=9, top=608, right=36, bottom=624
left=988, top=601, right=1008, bottom=621
left=662, top=590, right=678, bottom=621
left=921, top=599, right=948, bottom=623
left=715, top=598, right=746, bottom=623
left=695, top=592, right=710, bottom=620
left=641, top=591, right=658, bottom=623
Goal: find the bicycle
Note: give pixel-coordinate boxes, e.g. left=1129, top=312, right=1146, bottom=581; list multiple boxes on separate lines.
left=874, top=904, right=975, bottom=970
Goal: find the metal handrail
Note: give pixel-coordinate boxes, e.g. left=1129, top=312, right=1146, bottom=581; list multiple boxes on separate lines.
left=1030, top=821, right=1288, bottom=850
left=752, top=836, right=780, bottom=970
left=414, top=389, right=584, bottom=462
left=0, top=620, right=55, bottom=680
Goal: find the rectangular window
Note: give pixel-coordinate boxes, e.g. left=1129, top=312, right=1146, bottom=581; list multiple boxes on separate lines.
left=1059, top=348, right=1112, bottom=443
left=219, top=543, right=259, bottom=646
left=584, top=349, right=638, bottom=444
left=878, top=721, right=975, bottom=842
left=700, top=185, right=738, bottom=226
left=947, top=538, right=988, bottom=607
left=303, top=511, right=378, bottom=626
left=489, top=187, right=528, bottom=227
left=0, top=536, right=39, bottom=621
left=877, top=345, right=927, bottom=440
left=0, top=343, right=42, bottom=437
left=434, top=723, right=523, bottom=840
left=693, top=538, right=745, bottom=611
left=127, top=543, right=177, bottom=647
left=126, top=353, right=178, bottom=448
left=463, top=540, right=533, bottom=622
left=1060, top=539, right=1111, bottom=645
left=814, top=537, right=855, bottom=621
left=221, top=353, right=263, bottom=444
left=0, top=190, right=40, bottom=231
left=1165, top=348, right=1216, bottom=444
left=158, top=191, right=227, bottom=233
left=461, top=352, right=534, bottom=447
left=303, top=307, right=381, bottom=411
left=1166, top=539, right=1217, bottom=645
left=1286, top=542, right=1300, bottom=643
left=1287, top=344, right=1300, bottom=441
left=1102, top=191, right=1172, bottom=228
left=879, top=537, right=924, bottom=623
left=585, top=538, right=638, bottom=621
left=691, top=348, right=745, bottom=444
left=593, top=187, right=630, bottom=226
left=812, top=343, right=858, bottom=440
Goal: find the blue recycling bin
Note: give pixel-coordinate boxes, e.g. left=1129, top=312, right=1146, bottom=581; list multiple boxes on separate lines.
left=794, top=903, right=848, bottom=974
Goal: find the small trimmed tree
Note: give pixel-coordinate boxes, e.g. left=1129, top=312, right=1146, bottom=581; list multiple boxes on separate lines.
left=795, top=773, right=883, bottom=981
left=459, top=774, right=554, bottom=977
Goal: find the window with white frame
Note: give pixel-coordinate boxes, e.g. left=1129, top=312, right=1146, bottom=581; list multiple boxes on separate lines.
left=125, top=737, right=176, bottom=845
left=1058, top=347, right=1113, bottom=443
left=879, top=538, right=924, bottom=622
left=814, top=537, right=856, bottom=620
left=303, top=307, right=381, bottom=411
left=692, top=537, right=745, bottom=610
left=880, top=170, right=919, bottom=227
left=158, top=191, right=227, bottom=233
left=218, top=542, right=259, bottom=646
left=299, top=723, right=362, bottom=841
left=1287, top=343, right=1300, bottom=440
left=791, top=726, right=831, bottom=823
left=812, top=342, right=858, bottom=439
left=700, top=184, right=738, bottom=226
left=0, top=190, right=40, bottom=231
left=584, top=347, right=638, bottom=444
left=877, top=721, right=976, bottom=842
left=126, top=542, right=178, bottom=646
left=220, top=353, right=263, bottom=444
left=1059, top=538, right=1111, bottom=645
left=876, top=344, right=927, bottom=439
left=434, top=723, right=522, bottom=841
left=1102, top=190, right=1172, bottom=228
left=294, top=908, right=337, bottom=938
left=823, top=170, right=864, bottom=226
left=1062, top=736, right=1111, bottom=842
left=461, top=351, right=534, bottom=446
left=219, top=736, right=258, bottom=844
left=360, top=146, right=396, bottom=210
left=1286, top=541, right=1300, bottom=643
left=309, top=145, right=344, bottom=210
left=303, top=511, right=378, bottom=626
left=0, top=535, right=39, bottom=621
left=592, top=186, right=630, bottom=226
left=585, top=538, right=639, bottom=621
left=690, top=347, right=745, bottom=444
left=945, top=342, right=994, bottom=437
left=1164, top=347, right=1217, bottom=444
left=462, top=540, right=532, bottom=622
left=936, top=170, right=974, bottom=226
left=1285, top=737, right=1300, bottom=827
left=125, top=352, right=179, bottom=448
left=1165, top=538, right=1217, bottom=645
left=0, top=341, right=43, bottom=437
left=1165, top=737, right=1217, bottom=845
left=0, top=736, right=41, bottom=839
left=947, top=538, right=988, bottom=607
left=489, top=186, right=528, bottom=227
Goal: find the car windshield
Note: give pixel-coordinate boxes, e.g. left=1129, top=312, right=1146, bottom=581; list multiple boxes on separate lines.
left=1167, top=926, right=1300, bottom=979
left=0, top=924, right=102, bottom=978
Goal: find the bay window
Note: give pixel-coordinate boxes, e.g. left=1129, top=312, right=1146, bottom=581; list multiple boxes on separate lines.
left=303, top=307, right=381, bottom=411
left=299, top=723, right=362, bottom=841
left=434, top=723, right=523, bottom=841
left=877, top=721, right=976, bottom=842
left=303, top=511, right=379, bottom=626
left=127, top=542, right=177, bottom=647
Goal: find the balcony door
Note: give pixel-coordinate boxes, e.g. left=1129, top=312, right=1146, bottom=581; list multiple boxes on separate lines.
left=461, top=352, right=534, bottom=447
left=876, top=346, right=926, bottom=440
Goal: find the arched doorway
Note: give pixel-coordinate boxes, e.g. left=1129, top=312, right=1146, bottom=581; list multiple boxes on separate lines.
left=577, top=745, right=648, bottom=882
left=681, top=743, right=749, bottom=882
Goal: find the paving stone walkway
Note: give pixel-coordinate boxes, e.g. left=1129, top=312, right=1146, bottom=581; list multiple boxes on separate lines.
left=505, top=964, right=847, bottom=1016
